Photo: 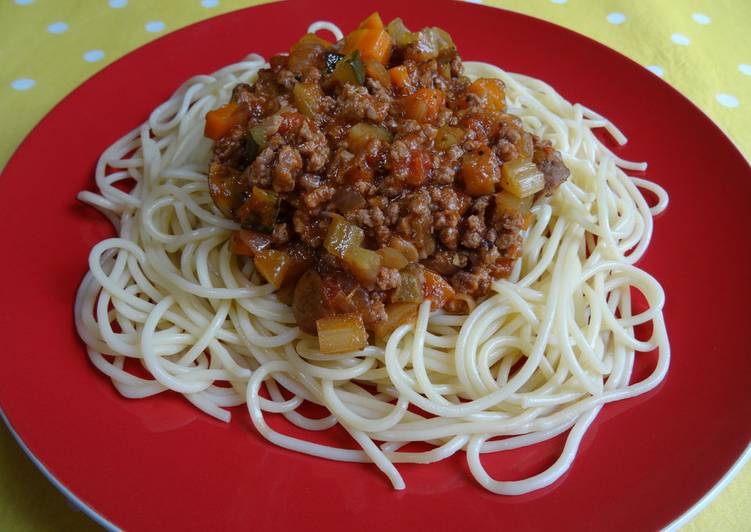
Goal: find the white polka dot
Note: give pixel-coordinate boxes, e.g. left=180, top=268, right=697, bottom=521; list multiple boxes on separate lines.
left=739, top=64, right=751, bottom=76
left=47, top=22, right=68, bottom=34
left=606, top=12, right=626, bottom=25
left=83, top=50, right=105, bottom=62
left=11, top=79, right=35, bottom=90
left=671, top=33, right=691, bottom=45
left=108, top=0, right=127, bottom=7
left=550, top=0, right=567, bottom=4
left=145, top=20, right=165, bottom=33
left=463, top=0, right=483, bottom=3
left=646, top=65, right=665, bottom=77
left=201, top=0, right=219, bottom=6
left=14, top=0, right=34, bottom=5
left=716, top=93, right=739, bottom=108
left=692, top=12, right=711, bottom=25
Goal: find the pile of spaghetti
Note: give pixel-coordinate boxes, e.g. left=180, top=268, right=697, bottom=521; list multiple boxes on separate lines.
left=75, top=18, right=669, bottom=495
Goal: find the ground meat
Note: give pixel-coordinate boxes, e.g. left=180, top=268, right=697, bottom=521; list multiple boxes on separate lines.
left=434, top=144, right=464, bottom=185
left=298, top=173, right=321, bottom=191
left=206, top=20, right=571, bottom=333
left=231, top=83, right=253, bottom=105
left=393, top=190, right=435, bottom=258
left=376, top=267, right=401, bottom=291
left=273, top=146, right=302, bottom=192
left=337, top=84, right=389, bottom=123
left=275, top=68, right=297, bottom=91
left=292, top=210, right=326, bottom=248
left=302, top=185, right=335, bottom=209
left=244, top=145, right=275, bottom=188
left=533, top=138, right=570, bottom=195
left=271, top=223, right=291, bottom=245
left=362, top=298, right=387, bottom=326
left=461, top=215, right=486, bottom=249
left=296, top=117, right=330, bottom=172
left=212, top=124, right=246, bottom=167
left=422, top=249, right=467, bottom=276
left=450, top=271, right=480, bottom=295
left=439, top=227, right=459, bottom=249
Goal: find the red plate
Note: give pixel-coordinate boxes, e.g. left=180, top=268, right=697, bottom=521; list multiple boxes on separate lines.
left=1, top=1, right=749, bottom=530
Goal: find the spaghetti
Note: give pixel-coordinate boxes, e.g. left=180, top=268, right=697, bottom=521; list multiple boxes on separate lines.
left=75, top=21, right=669, bottom=495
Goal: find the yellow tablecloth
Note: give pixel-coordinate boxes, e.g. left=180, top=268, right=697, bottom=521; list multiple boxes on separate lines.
left=0, top=1, right=748, bottom=530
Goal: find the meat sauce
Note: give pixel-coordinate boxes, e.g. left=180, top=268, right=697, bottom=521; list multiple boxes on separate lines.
left=204, top=13, right=569, bottom=352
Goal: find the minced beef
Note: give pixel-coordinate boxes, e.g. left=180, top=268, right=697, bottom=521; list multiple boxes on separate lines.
left=204, top=15, right=569, bottom=335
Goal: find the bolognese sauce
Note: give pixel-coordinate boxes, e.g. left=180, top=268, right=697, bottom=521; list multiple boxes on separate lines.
left=203, top=13, right=569, bottom=351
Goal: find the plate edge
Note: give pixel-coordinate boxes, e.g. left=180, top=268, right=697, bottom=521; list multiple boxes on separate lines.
left=0, top=407, right=120, bottom=532
left=663, top=441, right=751, bottom=531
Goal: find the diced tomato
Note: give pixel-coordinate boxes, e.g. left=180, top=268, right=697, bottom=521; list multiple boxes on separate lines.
left=406, top=148, right=433, bottom=187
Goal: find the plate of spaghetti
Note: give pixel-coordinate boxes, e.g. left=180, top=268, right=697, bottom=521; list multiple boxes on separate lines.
left=1, top=1, right=749, bottom=531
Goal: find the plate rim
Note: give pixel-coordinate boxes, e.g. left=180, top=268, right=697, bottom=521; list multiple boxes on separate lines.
left=4, top=404, right=748, bottom=531
left=1, top=1, right=749, bottom=530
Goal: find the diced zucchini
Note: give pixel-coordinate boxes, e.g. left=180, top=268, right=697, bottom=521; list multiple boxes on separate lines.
left=237, top=187, right=280, bottom=233
left=347, top=122, right=393, bottom=152
left=292, top=82, right=323, bottom=120
left=386, top=18, right=417, bottom=47
left=332, top=51, right=366, bottom=85
left=207, top=163, right=247, bottom=219
left=325, top=51, right=345, bottom=73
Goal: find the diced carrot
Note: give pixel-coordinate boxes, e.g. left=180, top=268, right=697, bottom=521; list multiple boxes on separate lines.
left=467, top=78, right=506, bottom=112
left=358, top=12, right=384, bottom=31
left=389, top=65, right=412, bottom=92
left=343, top=29, right=392, bottom=65
left=400, top=88, right=445, bottom=122
left=461, top=146, right=500, bottom=196
left=422, top=269, right=455, bottom=310
left=204, top=102, right=240, bottom=140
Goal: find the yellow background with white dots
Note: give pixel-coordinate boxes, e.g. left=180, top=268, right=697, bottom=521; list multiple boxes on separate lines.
left=0, top=0, right=749, bottom=530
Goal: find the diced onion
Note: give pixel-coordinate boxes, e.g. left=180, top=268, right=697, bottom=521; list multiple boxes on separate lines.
left=500, top=158, right=545, bottom=198
left=317, top=313, right=368, bottom=354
